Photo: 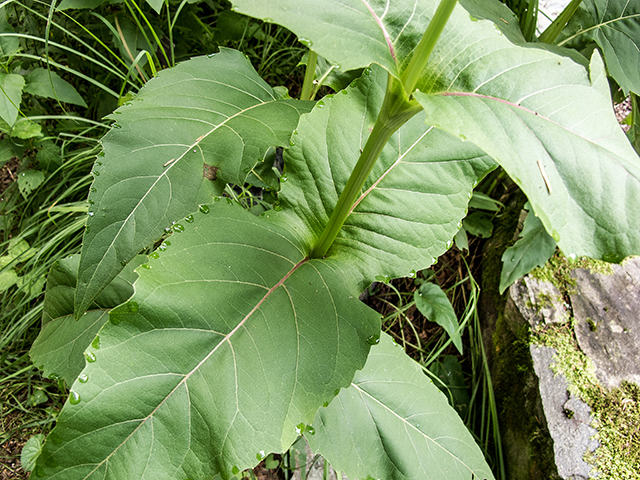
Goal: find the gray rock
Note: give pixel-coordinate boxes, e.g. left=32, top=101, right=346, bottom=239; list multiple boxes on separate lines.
left=529, top=345, right=598, bottom=480
left=570, top=257, right=640, bottom=388
left=509, top=276, right=569, bottom=328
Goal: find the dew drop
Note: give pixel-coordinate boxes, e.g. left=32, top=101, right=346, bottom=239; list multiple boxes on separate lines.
left=164, top=227, right=172, bottom=234
left=120, top=260, right=127, bottom=267
left=298, top=37, right=313, bottom=47
left=84, top=351, right=96, bottom=363
left=87, top=211, right=94, bottom=217
left=149, top=252, right=160, bottom=259
left=158, top=243, right=168, bottom=251
left=97, top=152, right=105, bottom=157
left=96, top=161, right=102, bottom=166
left=226, top=198, right=233, bottom=205
left=199, top=204, right=210, bottom=214
left=88, top=199, right=94, bottom=205
left=316, top=100, right=325, bottom=108
left=366, top=334, right=380, bottom=345
left=274, top=204, right=282, bottom=211
left=256, top=450, right=267, bottom=461
left=231, top=466, right=240, bottom=475
left=172, top=224, right=185, bottom=233
left=446, top=240, right=452, bottom=249
left=69, top=391, right=81, bottom=405
left=164, top=240, right=171, bottom=246
left=48, top=373, right=60, bottom=381
left=280, top=175, right=288, bottom=183
left=364, top=67, right=372, bottom=75
left=140, top=264, right=151, bottom=269
left=90, top=187, right=97, bottom=193
left=91, top=336, right=101, bottom=349
left=78, top=374, right=88, bottom=383
left=306, top=425, right=315, bottom=435
left=93, top=171, right=100, bottom=176
left=213, top=196, right=221, bottom=202
left=185, top=214, right=194, bottom=223
left=127, top=301, right=139, bottom=313
left=289, top=139, right=296, bottom=146
left=323, top=401, right=329, bottom=408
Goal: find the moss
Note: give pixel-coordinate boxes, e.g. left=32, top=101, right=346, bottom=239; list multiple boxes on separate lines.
left=530, top=250, right=615, bottom=296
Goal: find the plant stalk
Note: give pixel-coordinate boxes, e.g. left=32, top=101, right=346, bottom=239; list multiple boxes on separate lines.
left=538, top=0, right=583, bottom=44
left=401, top=0, right=457, bottom=95
left=310, top=76, right=421, bottom=258
left=300, top=50, right=318, bottom=101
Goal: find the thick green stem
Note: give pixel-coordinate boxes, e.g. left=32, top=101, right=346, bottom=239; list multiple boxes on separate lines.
left=538, top=0, right=583, bottom=44
left=401, top=0, right=457, bottom=94
left=310, top=76, right=421, bottom=259
left=300, top=50, right=318, bottom=101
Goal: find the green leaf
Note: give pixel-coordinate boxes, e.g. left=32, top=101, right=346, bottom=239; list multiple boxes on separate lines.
left=279, top=65, right=494, bottom=289
left=307, top=333, right=493, bottom=480
left=230, top=0, right=437, bottom=76
left=458, top=0, right=526, bottom=44
left=0, top=137, right=14, bottom=167
left=468, top=192, right=502, bottom=212
left=21, top=434, right=45, bottom=473
left=10, top=119, right=42, bottom=139
left=57, top=0, right=110, bottom=10
left=499, top=206, right=557, bottom=294
left=24, top=68, right=87, bottom=108
left=462, top=211, right=494, bottom=239
left=414, top=36, right=640, bottom=263
left=30, top=255, right=143, bottom=386
left=36, top=140, right=62, bottom=172
left=429, top=355, right=470, bottom=416
left=0, top=72, right=24, bottom=126
left=559, top=0, right=640, bottom=95
left=17, top=169, right=45, bottom=199
left=414, top=282, right=463, bottom=354
left=36, top=202, right=380, bottom=479
left=75, top=48, right=313, bottom=317
left=0, top=7, right=20, bottom=58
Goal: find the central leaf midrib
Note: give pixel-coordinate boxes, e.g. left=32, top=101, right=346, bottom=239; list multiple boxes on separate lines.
left=81, top=257, right=310, bottom=478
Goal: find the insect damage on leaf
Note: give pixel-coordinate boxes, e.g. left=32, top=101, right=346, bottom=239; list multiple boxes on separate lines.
left=204, top=163, right=219, bottom=181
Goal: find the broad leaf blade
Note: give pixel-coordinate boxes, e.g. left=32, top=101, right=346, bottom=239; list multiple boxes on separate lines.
left=37, top=203, right=380, bottom=479
left=307, top=333, right=494, bottom=480
left=30, top=255, right=143, bottom=385
left=231, top=0, right=438, bottom=76
left=414, top=29, right=640, bottom=263
left=559, top=0, right=640, bottom=95
left=279, top=65, right=494, bottom=288
left=499, top=207, right=557, bottom=294
left=414, top=282, right=462, bottom=354
left=75, top=48, right=313, bottom=316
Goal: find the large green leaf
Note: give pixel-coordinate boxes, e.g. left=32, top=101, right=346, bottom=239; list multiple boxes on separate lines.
left=559, top=0, right=640, bottom=95
left=414, top=46, right=640, bottom=263
left=30, top=255, right=143, bottom=386
left=230, top=0, right=438, bottom=76
left=307, top=333, right=494, bottom=480
left=278, top=65, right=494, bottom=289
left=75, top=48, right=313, bottom=317
left=414, top=282, right=462, bottom=354
left=35, top=202, right=380, bottom=479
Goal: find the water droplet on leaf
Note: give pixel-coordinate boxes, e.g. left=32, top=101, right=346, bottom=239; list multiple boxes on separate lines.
left=298, top=37, right=313, bottom=47
left=172, top=224, right=185, bottom=233
left=199, top=204, right=210, bottom=214
left=84, top=351, right=96, bottom=363
left=69, top=391, right=81, bottom=405
left=91, top=336, right=101, bottom=349
left=256, top=450, right=266, bottom=461
left=306, top=426, right=315, bottom=435
left=78, top=374, right=88, bottom=383
left=149, top=252, right=160, bottom=259
left=185, top=214, right=194, bottom=223
left=366, top=334, right=380, bottom=345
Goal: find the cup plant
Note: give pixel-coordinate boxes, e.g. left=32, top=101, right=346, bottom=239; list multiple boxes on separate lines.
left=28, top=0, right=640, bottom=479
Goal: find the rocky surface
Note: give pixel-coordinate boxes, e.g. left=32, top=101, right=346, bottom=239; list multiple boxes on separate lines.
left=505, top=256, right=640, bottom=479
left=571, top=258, right=640, bottom=389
